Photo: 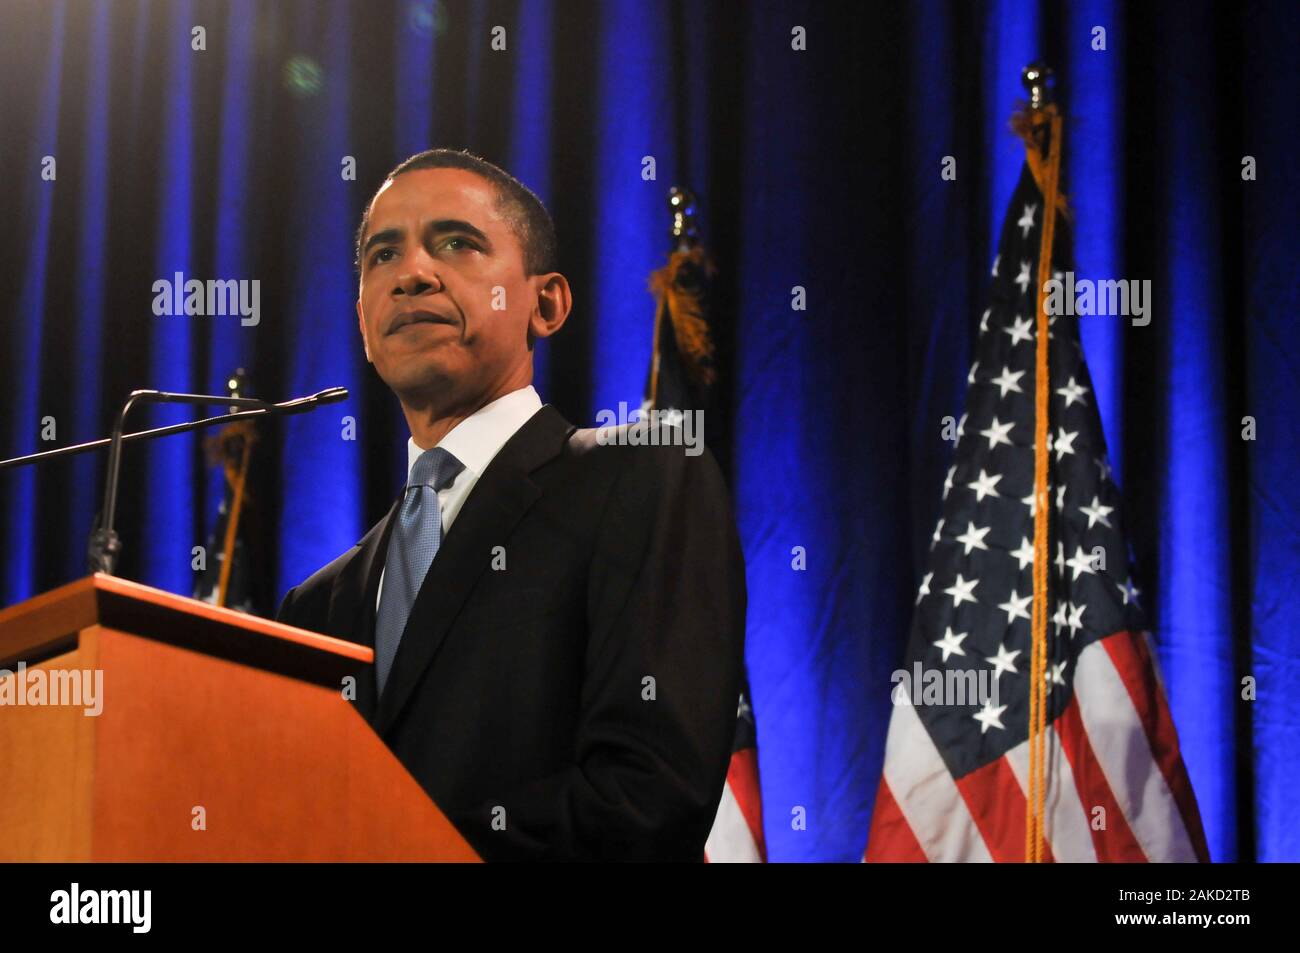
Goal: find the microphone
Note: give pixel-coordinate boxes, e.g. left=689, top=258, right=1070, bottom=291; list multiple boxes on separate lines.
left=89, top=387, right=351, bottom=575
left=0, top=386, right=349, bottom=575
left=0, top=388, right=348, bottom=472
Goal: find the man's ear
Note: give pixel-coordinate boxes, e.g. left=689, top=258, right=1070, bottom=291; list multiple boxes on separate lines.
left=357, top=299, right=372, bottom=363
left=529, top=273, right=572, bottom=343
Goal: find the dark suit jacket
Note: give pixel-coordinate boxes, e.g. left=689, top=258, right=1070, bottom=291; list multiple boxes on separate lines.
left=276, top=404, right=747, bottom=861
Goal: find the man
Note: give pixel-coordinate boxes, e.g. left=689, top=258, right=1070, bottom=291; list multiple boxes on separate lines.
left=276, top=148, right=747, bottom=861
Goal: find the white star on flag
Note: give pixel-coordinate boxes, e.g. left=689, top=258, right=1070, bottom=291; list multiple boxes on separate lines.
left=1004, top=315, right=1034, bottom=346
left=737, top=695, right=752, bottom=719
left=933, top=626, right=969, bottom=662
left=1010, top=536, right=1035, bottom=569
left=985, top=642, right=1021, bottom=680
left=1065, top=545, right=1100, bottom=581
left=1067, top=602, right=1087, bottom=637
left=1056, top=375, right=1089, bottom=408
left=1021, top=490, right=1038, bottom=517
left=1054, top=427, right=1078, bottom=461
left=1053, top=601, right=1069, bottom=636
left=980, top=417, right=1015, bottom=451
left=973, top=698, right=1009, bottom=734
left=1017, top=203, right=1038, bottom=238
left=998, top=590, right=1032, bottom=624
left=977, top=416, right=1013, bottom=449
left=1015, top=260, right=1032, bottom=294
left=955, top=521, right=992, bottom=554
left=1080, top=494, right=1115, bottom=529
left=967, top=469, right=1003, bottom=501
left=990, top=365, right=1025, bottom=397
left=943, top=573, right=979, bottom=608
left=1044, top=661, right=1068, bottom=694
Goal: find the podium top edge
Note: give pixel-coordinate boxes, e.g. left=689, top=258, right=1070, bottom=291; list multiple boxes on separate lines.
left=0, top=574, right=372, bottom=682
left=86, top=573, right=372, bottom=663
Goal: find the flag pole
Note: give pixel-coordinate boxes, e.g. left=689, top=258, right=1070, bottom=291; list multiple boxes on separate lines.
left=1017, top=61, right=1064, bottom=864
left=649, top=187, right=695, bottom=408
left=211, top=370, right=258, bottom=608
left=645, top=186, right=716, bottom=410
left=215, top=425, right=254, bottom=607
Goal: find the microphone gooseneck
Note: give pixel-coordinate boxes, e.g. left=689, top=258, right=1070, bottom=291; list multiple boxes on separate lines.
left=70, top=387, right=349, bottom=575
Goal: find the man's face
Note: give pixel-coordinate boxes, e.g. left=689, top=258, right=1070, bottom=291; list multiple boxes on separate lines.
left=356, top=167, right=537, bottom=409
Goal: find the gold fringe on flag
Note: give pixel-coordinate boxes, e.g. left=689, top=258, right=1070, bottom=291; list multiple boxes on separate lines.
left=647, top=246, right=717, bottom=406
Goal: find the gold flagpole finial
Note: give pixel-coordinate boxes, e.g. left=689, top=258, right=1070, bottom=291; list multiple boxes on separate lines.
left=667, top=186, right=698, bottom=251
left=1022, top=62, right=1055, bottom=111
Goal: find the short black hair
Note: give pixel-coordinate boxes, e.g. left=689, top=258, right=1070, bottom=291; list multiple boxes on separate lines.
left=354, top=148, right=558, bottom=277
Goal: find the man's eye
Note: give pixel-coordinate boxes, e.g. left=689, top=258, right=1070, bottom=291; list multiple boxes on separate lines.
left=441, top=236, right=478, bottom=252
left=371, top=247, right=396, bottom=265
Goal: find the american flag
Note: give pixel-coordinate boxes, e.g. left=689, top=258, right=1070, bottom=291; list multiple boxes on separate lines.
left=705, top=683, right=767, bottom=862
left=637, top=200, right=766, bottom=862
left=864, top=162, right=1209, bottom=863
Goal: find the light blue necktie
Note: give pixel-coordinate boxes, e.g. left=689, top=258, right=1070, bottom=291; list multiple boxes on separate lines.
left=374, top=446, right=465, bottom=697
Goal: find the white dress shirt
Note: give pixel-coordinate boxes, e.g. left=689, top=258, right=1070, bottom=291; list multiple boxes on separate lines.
left=376, top=384, right=544, bottom=609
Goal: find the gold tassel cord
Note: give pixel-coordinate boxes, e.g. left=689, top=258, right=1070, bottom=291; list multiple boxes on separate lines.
left=1010, top=110, right=1071, bottom=224
left=1018, top=103, right=1064, bottom=863
left=647, top=247, right=718, bottom=407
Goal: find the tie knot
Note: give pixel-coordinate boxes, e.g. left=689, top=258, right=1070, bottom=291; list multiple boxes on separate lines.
left=408, top=446, right=464, bottom=492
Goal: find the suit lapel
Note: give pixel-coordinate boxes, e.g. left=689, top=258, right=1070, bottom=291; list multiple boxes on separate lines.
left=373, top=404, right=575, bottom=737
left=328, top=497, right=400, bottom=723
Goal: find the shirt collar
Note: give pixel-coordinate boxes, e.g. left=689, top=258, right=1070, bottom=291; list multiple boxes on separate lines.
left=406, top=385, right=544, bottom=483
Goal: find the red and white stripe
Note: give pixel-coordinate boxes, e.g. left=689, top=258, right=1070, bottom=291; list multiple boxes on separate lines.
left=705, top=748, right=767, bottom=862
left=864, top=630, right=1209, bottom=862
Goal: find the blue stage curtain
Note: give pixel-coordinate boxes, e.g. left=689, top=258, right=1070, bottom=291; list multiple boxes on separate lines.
left=0, top=0, right=1294, bottom=862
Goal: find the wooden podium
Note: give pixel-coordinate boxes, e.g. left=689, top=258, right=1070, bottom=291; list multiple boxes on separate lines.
left=0, top=573, right=480, bottom=862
